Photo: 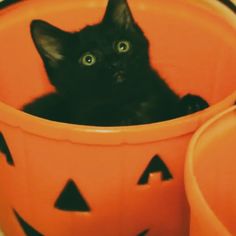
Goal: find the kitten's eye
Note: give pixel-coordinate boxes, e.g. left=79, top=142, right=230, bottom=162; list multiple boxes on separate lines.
left=80, top=53, right=96, bottom=66
left=116, top=40, right=131, bottom=54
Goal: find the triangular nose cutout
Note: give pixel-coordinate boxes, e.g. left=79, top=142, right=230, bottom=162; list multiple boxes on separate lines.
left=0, top=132, right=14, bottom=166
left=137, top=229, right=149, bottom=236
left=138, top=155, right=173, bottom=185
left=14, top=209, right=43, bottom=236
left=55, top=180, right=91, bottom=212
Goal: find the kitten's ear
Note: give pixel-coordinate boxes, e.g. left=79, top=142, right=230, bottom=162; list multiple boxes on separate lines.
left=30, top=20, right=68, bottom=66
left=102, top=0, right=136, bottom=30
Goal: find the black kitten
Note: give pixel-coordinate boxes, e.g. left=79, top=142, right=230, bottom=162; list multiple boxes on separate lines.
left=23, top=0, right=208, bottom=126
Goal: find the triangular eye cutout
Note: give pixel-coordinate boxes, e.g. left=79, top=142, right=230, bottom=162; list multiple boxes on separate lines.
left=55, top=179, right=91, bottom=212
left=0, top=132, right=14, bottom=166
left=137, top=229, right=149, bottom=236
left=13, top=209, right=43, bottom=236
left=138, top=155, right=173, bottom=185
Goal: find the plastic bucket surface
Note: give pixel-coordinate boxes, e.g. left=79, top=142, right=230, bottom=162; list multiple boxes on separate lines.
left=0, top=0, right=236, bottom=235
left=186, top=106, right=236, bottom=236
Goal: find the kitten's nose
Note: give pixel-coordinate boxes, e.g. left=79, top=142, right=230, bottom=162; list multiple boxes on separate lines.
left=110, top=61, right=121, bottom=69
left=112, top=61, right=119, bottom=67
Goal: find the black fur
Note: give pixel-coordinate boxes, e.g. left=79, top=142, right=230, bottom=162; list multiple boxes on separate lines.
left=23, top=0, right=209, bottom=126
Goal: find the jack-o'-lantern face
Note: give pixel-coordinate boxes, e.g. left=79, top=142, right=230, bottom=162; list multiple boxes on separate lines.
left=0, top=132, right=174, bottom=236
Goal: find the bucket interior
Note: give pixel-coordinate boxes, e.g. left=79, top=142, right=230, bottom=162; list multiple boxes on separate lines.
left=0, top=0, right=236, bottom=110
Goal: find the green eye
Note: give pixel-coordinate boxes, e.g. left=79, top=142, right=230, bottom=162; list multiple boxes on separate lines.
left=116, top=40, right=131, bottom=53
left=80, top=53, right=96, bottom=66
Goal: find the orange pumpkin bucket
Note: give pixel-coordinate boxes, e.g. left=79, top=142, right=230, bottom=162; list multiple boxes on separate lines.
left=185, top=106, right=236, bottom=236
left=0, top=0, right=236, bottom=235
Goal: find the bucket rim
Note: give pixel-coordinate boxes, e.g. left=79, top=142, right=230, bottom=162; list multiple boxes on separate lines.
left=0, top=94, right=235, bottom=145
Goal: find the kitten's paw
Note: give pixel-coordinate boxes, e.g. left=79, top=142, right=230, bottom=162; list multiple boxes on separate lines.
left=179, top=94, right=209, bottom=115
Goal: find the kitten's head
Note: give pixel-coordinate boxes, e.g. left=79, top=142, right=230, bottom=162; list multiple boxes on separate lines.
left=31, top=0, right=151, bottom=103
